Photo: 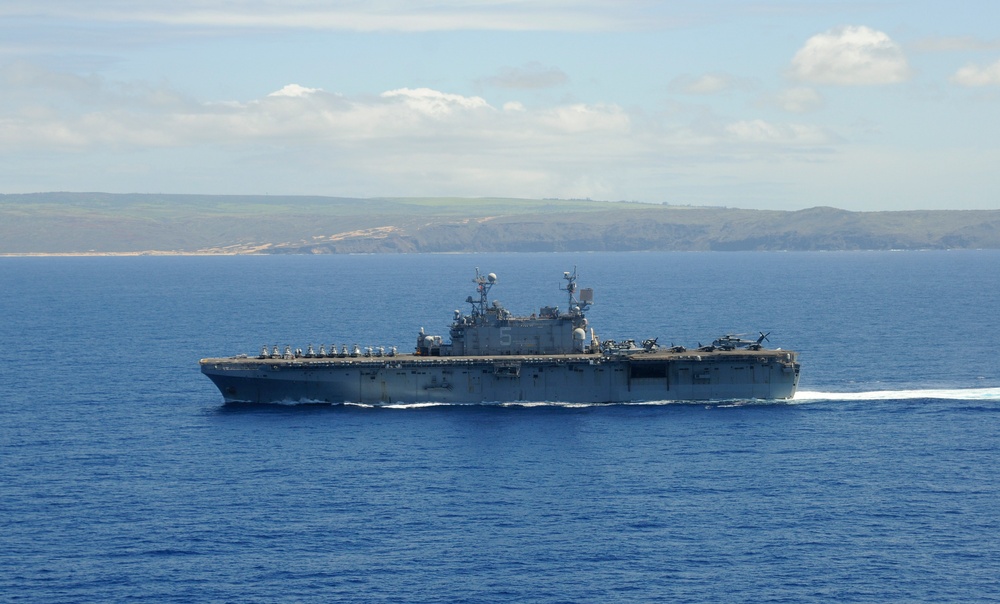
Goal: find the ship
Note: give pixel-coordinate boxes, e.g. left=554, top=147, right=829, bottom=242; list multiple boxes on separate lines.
left=200, top=268, right=800, bottom=405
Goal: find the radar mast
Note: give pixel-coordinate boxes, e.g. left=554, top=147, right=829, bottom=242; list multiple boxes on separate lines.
left=561, top=267, right=593, bottom=313
left=467, top=268, right=497, bottom=318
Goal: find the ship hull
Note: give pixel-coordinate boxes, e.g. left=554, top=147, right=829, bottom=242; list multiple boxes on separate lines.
left=200, top=350, right=800, bottom=405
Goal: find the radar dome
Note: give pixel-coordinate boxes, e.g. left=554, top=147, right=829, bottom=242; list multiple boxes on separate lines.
left=488, top=273, right=497, bottom=283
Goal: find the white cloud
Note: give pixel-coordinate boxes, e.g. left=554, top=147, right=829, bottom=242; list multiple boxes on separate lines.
left=951, top=59, right=1000, bottom=87
left=0, top=65, right=838, bottom=156
left=534, top=103, right=630, bottom=134
left=769, top=87, right=823, bottom=113
left=0, top=63, right=851, bottom=205
left=0, top=1, right=668, bottom=32
left=724, top=119, right=828, bottom=146
left=268, top=84, right=322, bottom=97
left=789, top=25, right=911, bottom=86
left=380, top=87, right=493, bottom=116
left=669, top=73, right=735, bottom=95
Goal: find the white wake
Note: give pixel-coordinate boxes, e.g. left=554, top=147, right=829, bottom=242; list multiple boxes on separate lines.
left=794, top=387, right=1000, bottom=402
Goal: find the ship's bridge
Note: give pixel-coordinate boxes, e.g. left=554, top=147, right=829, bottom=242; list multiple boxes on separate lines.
left=416, top=268, right=598, bottom=357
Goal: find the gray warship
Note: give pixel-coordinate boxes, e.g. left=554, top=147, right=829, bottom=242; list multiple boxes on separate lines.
left=200, top=269, right=800, bottom=404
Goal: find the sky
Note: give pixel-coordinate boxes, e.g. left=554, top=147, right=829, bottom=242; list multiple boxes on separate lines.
left=1, top=1, right=999, bottom=211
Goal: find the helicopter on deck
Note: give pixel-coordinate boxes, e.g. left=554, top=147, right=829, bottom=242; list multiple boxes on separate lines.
left=700, top=332, right=771, bottom=351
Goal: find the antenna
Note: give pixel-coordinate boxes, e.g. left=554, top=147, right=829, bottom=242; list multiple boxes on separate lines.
left=469, top=268, right=497, bottom=317
left=561, top=267, right=592, bottom=312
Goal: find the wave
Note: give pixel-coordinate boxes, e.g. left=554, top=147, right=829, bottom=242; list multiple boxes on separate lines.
left=378, top=402, right=452, bottom=409
left=794, top=387, right=1000, bottom=402
left=222, top=387, right=1000, bottom=411
left=358, top=388, right=1000, bottom=408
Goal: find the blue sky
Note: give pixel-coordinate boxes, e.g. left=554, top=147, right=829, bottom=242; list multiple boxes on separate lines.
left=1, top=1, right=999, bottom=210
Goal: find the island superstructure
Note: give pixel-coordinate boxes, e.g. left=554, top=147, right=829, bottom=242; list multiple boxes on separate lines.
left=200, top=268, right=800, bottom=404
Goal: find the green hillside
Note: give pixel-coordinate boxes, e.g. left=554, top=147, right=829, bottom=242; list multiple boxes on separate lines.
left=2, top=193, right=998, bottom=254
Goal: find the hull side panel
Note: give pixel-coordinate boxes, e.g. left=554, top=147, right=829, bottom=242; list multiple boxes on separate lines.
left=201, top=353, right=800, bottom=404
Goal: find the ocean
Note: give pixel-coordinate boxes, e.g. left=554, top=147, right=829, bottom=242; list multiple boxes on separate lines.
left=2, top=251, right=999, bottom=602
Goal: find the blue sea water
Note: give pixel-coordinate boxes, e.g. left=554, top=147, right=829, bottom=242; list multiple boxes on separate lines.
left=2, top=251, right=999, bottom=603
